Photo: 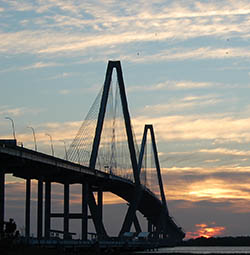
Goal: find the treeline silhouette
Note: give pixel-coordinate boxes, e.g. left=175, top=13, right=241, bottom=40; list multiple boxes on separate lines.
left=182, top=236, right=250, bottom=246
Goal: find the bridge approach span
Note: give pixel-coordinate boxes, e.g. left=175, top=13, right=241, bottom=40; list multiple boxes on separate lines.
left=0, top=141, right=184, bottom=243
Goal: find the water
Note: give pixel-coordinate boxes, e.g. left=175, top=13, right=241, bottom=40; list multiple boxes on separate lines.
left=137, top=246, right=250, bottom=254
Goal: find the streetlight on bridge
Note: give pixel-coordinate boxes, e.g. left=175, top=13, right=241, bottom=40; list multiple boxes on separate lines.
left=27, top=126, right=37, bottom=151
left=5, top=117, right=16, bottom=140
left=61, top=140, right=68, bottom=160
left=45, top=133, right=54, bottom=157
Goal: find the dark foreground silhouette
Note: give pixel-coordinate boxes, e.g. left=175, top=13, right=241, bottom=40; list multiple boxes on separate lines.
left=182, top=236, right=250, bottom=246
left=1, top=235, right=250, bottom=255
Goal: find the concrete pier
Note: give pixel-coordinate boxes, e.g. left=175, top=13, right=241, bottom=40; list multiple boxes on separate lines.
left=82, top=182, right=88, bottom=240
left=25, top=178, right=31, bottom=238
left=97, top=190, right=103, bottom=226
left=37, top=179, right=43, bottom=239
left=64, top=182, right=69, bottom=239
left=0, top=171, right=5, bottom=235
left=45, top=181, right=51, bottom=239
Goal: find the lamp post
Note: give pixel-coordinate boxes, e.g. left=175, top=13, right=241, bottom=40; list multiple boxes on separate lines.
left=5, top=117, right=16, bottom=140
left=45, top=133, right=54, bottom=157
left=27, top=126, right=37, bottom=151
left=61, top=140, right=68, bottom=160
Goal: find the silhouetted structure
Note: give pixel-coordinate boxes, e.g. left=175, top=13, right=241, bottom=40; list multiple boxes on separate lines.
left=0, top=61, right=185, bottom=250
left=183, top=236, right=250, bottom=246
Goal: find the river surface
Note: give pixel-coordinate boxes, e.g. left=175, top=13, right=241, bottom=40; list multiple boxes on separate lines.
left=137, top=246, right=250, bottom=254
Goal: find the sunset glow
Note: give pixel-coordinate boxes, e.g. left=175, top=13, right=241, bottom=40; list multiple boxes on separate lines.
left=2, top=0, right=250, bottom=238
left=186, top=223, right=226, bottom=239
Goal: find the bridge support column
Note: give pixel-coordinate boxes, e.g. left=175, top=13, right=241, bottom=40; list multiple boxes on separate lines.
left=45, top=181, right=51, bottom=239
left=88, top=190, right=107, bottom=240
left=119, top=186, right=142, bottom=236
left=97, top=190, right=103, bottom=230
left=0, top=171, right=5, bottom=236
left=81, top=182, right=88, bottom=240
left=147, top=218, right=153, bottom=233
left=25, top=178, right=31, bottom=238
left=37, top=179, right=43, bottom=239
left=133, top=214, right=142, bottom=234
left=64, top=182, right=69, bottom=239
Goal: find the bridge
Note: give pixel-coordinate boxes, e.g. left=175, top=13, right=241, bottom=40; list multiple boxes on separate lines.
left=0, top=61, right=185, bottom=251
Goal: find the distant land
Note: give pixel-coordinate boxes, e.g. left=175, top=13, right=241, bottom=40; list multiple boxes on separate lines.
left=181, top=236, right=250, bottom=246
left=1, top=236, right=250, bottom=255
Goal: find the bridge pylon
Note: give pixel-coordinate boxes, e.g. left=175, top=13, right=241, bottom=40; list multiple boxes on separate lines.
left=86, top=61, right=142, bottom=239
left=71, top=60, right=185, bottom=243
left=138, top=124, right=185, bottom=242
left=0, top=61, right=185, bottom=248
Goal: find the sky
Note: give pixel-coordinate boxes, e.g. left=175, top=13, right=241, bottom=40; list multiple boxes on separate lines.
left=1, top=0, right=250, bottom=239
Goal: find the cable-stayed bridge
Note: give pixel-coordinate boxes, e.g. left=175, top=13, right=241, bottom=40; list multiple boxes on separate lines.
left=0, top=61, right=185, bottom=251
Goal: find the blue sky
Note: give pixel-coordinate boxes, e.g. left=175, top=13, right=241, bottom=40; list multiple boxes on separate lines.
left=1, top=0, right=250, bottom=238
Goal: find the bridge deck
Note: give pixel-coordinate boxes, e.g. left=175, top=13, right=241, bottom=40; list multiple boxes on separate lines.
left=0, top=141, right=184, bottom=241
left=0, top=142, right=159, bottom=213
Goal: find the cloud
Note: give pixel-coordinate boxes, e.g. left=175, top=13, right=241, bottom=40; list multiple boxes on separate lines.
left=132, top=114, right=250, bottom=143
left=188, top=179, right=250, bottom=200
left=128, top=80, right=215, bottom=92
left=0, top=107, right=23, bottom=117
left=2, top=0, right=250, bottom=239
left=48, top=72, right=74, bottom=80
left=124, top=47, right=250, bottom=63
left=59, top=89, right=71, bottom=95
left=2, top=31, right=249, bottom=60
left=169, top=199, right=250, bottom=237
left=11, top=105, right=250, bottom=179
left=160, top=165, right=250, bottom=211
left=0, top=61, right=61, bottom=73
left=142, top=95, right=221, bottom=114
left=159, top=147, right=250, bottom=170
left=6, top=0, right=250, bottom=18
left=200, top=148, right=250, bottom=157
left=20, top=61, right=60, bottom=70
left=5, top=0, right=35, bottom=12
left=12, top=120, right=83, bottom=156
left=0, top=105, right=42, bottom=117
left=186, top=222, right=226, bottom=239
left=1, top=1, right=250, bottom=58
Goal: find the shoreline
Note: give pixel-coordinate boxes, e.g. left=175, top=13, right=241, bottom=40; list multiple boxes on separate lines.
left=2, top=247, right=250, bottom=255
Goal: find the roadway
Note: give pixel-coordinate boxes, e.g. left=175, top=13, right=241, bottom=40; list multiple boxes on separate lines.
left=0, top=140, right=185, bottom=242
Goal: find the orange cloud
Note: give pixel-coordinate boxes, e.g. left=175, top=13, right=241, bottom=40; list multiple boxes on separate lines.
left=186, top=222, right=225, bottom=239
